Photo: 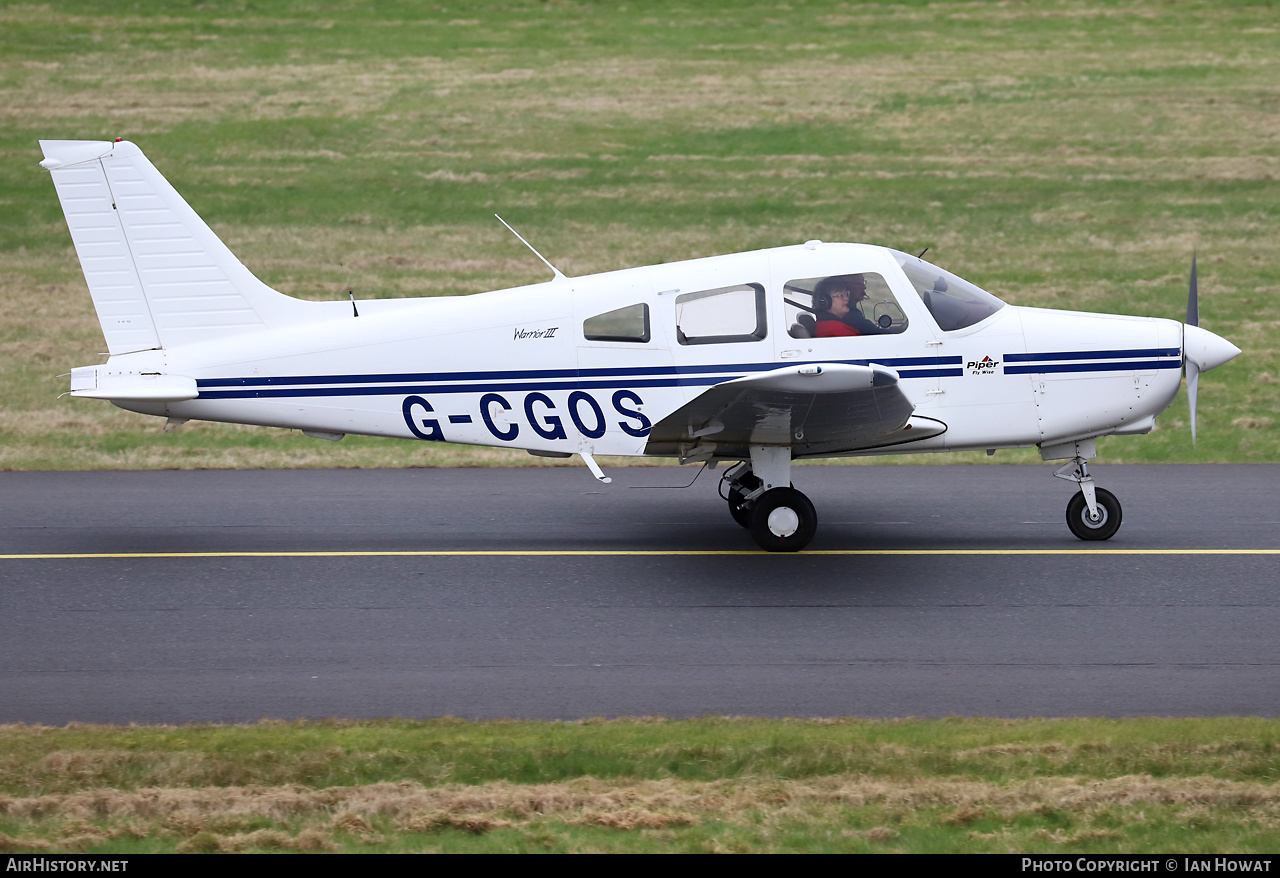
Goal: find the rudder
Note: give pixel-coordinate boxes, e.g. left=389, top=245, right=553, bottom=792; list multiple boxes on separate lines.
left=40, top=140, right=313, bottom=354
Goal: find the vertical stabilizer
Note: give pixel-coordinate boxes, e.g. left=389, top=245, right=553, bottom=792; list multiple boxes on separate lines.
left=40, top=140, right=312, bottom=353
left=40, top=140, right=160, bottom=354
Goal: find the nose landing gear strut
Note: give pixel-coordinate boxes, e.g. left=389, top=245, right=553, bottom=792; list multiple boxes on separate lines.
left=1052, top=443, right=1123, bottom=541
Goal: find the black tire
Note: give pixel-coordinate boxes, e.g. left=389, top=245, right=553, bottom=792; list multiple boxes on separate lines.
left=727, top=487, right=753, bottom=528
left=749, top=487, right=817, bottom=552
left=725, top=471, right=762, bottom=529
left=1065, top=487, right=1122, bottom=541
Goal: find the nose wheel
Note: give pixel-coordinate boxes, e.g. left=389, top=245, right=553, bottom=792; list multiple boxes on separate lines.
left=1066, top=487, right=1122, bottom=541
left=1052, top=446, right=1123, bottom=541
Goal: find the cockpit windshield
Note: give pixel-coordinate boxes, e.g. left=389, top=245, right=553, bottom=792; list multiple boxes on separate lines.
left=892, top=250, right=1006, bottom=332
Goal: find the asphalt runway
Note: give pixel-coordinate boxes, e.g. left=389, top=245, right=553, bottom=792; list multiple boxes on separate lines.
left=1, top=464, right=1277, bottom=724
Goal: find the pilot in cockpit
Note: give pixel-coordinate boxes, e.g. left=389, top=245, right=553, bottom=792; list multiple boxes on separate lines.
left=813, top=274, right=885, bottom=337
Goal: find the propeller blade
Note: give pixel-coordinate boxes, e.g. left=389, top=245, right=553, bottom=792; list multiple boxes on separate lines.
left=1186, top=251, right=1198, bottom=445
left=1186, top=250, right=1198, bottom=327
left=1179, top=251, right=1240, bottom=446
left=1187, top=359, right=1200, bottom=445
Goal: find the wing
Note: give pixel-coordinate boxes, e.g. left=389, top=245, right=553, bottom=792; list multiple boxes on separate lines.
left=644, top=362, right=946, bottom=460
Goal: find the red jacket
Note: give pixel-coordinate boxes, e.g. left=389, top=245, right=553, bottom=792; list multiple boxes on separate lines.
left=815, top=320, right=860, bottom=337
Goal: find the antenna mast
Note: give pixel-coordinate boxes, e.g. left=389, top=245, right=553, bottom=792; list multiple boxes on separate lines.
left=495, top=215, right=567, bottom=281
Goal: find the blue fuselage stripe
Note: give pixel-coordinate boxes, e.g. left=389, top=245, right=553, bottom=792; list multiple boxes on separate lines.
left=196, top=376, right=731, bottom=401
left=1004, top=348, right=1180, bottom=363
left=193, top=356, right=965, bottom=390
left=195, top=368, right=965, bottom=401
left=1005, top=360, right=1182, bottom=375
left=187, top=349, right=1174, bottom=402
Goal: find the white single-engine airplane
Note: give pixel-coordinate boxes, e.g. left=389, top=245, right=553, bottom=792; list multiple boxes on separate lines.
left=40, top=139, right=1241, bottom=551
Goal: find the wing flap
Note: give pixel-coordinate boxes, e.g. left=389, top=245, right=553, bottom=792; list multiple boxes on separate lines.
left=645, top=362, right=925, bottom=459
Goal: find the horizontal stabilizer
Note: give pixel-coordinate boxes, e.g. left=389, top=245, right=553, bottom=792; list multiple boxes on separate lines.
left=69, top=365, right=197, bottom=402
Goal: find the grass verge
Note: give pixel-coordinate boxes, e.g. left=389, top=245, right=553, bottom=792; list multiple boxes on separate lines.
left=2, top=717, right=1279, bottom=853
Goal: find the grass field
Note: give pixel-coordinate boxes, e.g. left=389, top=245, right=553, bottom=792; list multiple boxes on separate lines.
left=3, top=717, right=1280, bottom=853
left=0, top=0, right=1275, bottom=469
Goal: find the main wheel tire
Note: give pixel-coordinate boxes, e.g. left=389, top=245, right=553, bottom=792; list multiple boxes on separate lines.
left=727, top=487, right=753, bottom=528
left=749, top=487, right=817, bottom=552
left=725, top=472, right=762, bottom=529
left=1065, top=487, right=1122, bottom=541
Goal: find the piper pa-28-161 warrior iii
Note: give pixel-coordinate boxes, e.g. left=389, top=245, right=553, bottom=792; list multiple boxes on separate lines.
left=40, top=139, right=1242, bottom=551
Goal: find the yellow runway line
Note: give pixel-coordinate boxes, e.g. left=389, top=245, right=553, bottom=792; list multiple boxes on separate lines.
left=1, top=549, right=1278, bottom=560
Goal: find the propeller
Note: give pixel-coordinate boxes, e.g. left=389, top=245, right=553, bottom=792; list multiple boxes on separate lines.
left=1186, top=252, right=1200, bottom=444
left=1181, top=251, right=1242, bottom=444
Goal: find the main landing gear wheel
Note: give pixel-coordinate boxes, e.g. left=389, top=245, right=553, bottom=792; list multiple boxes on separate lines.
left=749, top=487, right=817, bottom=552
left=1066, top=487, right=1122, bottom=541
left=726, top=472, right=762, bottom=529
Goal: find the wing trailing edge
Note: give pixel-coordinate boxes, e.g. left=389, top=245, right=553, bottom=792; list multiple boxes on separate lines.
left=645, top=362, right=938, bottom=460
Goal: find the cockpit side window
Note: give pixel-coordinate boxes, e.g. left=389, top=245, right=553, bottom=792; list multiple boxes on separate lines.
left=784, top=272, right=908, bottom=339
left=584, top=303, right=650, bottom=343
left=892, top=250, right=1006, bottom=332
left=675, top=283, right=767, bottom=345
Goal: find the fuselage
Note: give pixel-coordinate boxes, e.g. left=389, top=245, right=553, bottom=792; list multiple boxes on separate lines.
left=95, top=241, right=1187, bottom=461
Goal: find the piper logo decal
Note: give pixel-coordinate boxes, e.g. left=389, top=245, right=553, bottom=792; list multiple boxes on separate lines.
left=966, top=356, right=1001, bottom=375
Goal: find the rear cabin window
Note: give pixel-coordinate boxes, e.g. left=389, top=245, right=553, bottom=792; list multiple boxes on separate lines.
left=584, top=303, right=650, bottom=343
left=675, top=283, right=767, bottom=345
left=784, top=272, right=908, bottom=339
